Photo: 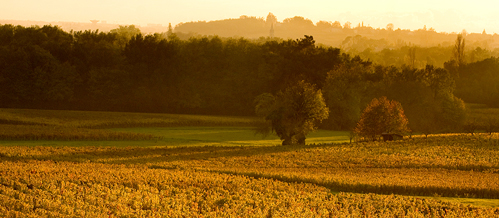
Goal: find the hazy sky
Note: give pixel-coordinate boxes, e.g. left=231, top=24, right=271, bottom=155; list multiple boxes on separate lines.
left=2, top=0, right=498, bottom=33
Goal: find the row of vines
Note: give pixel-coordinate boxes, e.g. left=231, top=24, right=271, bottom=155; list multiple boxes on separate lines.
left=1, top=133, right=499, bottom=216
left=1, top=160, right=498, bottom=217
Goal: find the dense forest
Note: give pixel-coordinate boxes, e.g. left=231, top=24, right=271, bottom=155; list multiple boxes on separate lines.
left=0, top=24, right=498, bottom=133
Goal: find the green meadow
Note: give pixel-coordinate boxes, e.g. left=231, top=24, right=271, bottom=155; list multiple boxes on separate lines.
left=0, top=108, right=349, bottom=147
left=111, top=127, right=350, bottom=146
left=0, top=127, right=349, bottom=147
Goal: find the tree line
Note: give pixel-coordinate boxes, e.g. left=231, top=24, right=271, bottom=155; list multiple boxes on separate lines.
left=0, top=24, right=497, bottom=133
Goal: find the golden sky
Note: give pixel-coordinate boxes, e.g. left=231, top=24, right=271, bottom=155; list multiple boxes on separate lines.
left=2, top=0, right=498, bottom=33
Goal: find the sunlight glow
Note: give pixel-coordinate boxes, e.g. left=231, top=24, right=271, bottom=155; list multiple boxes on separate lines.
left=1, top=0, right=498, bottom=33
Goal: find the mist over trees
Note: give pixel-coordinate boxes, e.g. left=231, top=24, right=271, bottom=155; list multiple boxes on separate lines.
left=0, top=22, right=497, bottom=134
left=175, top=14, right=499, bottom=66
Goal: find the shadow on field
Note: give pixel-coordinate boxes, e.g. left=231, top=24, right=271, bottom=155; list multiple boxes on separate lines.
left=210, top=170, right=499, bottom=200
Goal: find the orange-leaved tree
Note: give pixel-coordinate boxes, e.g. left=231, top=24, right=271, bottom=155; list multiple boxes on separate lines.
left=354, top=96, right=409, bottom=141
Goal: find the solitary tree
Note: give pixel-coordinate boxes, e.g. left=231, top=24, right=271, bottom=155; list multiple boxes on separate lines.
left=266, top=12, right=277, bottom=25
left=386, top=23, right=394, bottom=31
left=255, top=81, right=329, bottom=145
left=354, top=96, right=410, bottom=141
left=453, top=33, right=466, bottom=68
left=167, top=23, right=174, bottom=36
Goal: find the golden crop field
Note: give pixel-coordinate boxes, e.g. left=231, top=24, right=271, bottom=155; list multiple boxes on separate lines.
left=2, top=160, right=498, bottom=217
left=1, top=109, right=499, bottom=217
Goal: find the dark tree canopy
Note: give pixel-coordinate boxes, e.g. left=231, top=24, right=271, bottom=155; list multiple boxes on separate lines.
left=255, top=81, right=329, bottom=145
left=0, top=24, right=481, bottom=134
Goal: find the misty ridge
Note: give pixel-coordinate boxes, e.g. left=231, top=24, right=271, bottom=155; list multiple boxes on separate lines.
left=175, top=13, right=491, bottom=48
left=174, top=13, right=499, bottom=67
left=4, top=12, right=498, bottom=68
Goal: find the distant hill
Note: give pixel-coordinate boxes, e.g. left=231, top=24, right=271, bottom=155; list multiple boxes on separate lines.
left=3, top=15, right=499, bottom=51
left=174, top=15, right=499, bottom=50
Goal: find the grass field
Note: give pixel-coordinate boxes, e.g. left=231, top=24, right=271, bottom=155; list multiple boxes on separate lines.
left=1, top=108, right=499, bottom=217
